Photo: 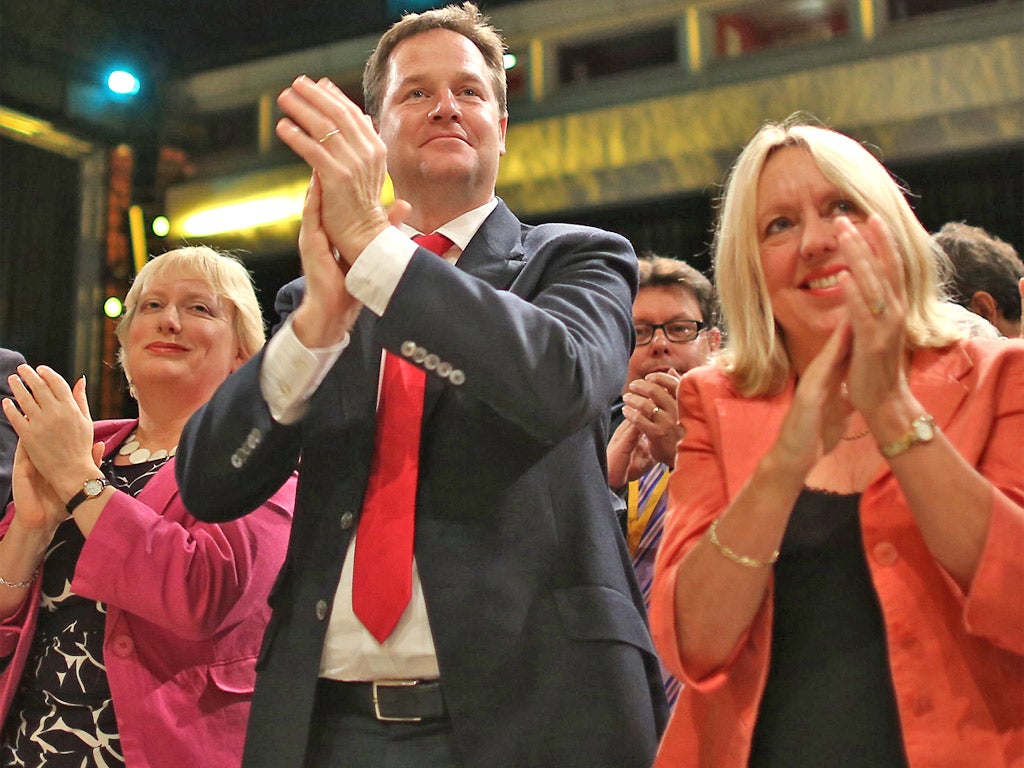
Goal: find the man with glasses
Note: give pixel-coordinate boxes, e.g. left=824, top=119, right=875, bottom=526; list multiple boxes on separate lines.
left=607, top=253, right=720, bottom=706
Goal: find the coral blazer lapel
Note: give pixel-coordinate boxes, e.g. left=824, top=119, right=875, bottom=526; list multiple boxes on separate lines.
left=713, top=347, right=973, bottom=502
left=714, top=380, right=794, bottom=500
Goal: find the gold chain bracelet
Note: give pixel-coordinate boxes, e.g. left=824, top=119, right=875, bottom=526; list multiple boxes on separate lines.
left=707, top=519, right=779, bottom=568
left=0, top=567, right=39, bottom=589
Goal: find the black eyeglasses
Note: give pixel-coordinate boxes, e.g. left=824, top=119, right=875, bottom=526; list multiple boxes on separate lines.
left=634, top=319, right=704, bottom=345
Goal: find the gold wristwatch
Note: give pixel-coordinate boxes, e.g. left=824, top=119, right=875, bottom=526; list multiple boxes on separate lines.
left=65, top=477, right=109, bottom=515
left=880, top=414, right=936, bottom=458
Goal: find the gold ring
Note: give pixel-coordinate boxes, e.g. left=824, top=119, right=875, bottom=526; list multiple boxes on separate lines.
left=651, top=406, right=661, bottom=417
left=318, top=128, right=341, bottom=144
left=869, top=299, right=887, bottom=317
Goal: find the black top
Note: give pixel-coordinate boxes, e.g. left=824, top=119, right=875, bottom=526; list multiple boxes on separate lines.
left=1, top=455, right=170, bottom=767
left=749, top=488, right=908, bottom=767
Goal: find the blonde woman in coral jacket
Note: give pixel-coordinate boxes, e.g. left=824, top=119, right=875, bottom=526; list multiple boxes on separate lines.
left=650, top=119, right=1023, bottom=768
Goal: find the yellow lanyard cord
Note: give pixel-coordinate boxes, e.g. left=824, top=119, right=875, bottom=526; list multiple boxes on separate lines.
left=626, top=469, right=669, bottom=555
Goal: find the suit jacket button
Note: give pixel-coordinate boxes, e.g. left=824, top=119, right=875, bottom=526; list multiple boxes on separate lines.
left=436, top=362, right=452, bottom=378
left=423, top=354, right=440, bottom=370
left=412, top=346, right=428, bottom=363
left=231, top=453, right=244, bottom=469
left=246, top=428, right=262, bottom=448
left=448, top=369, right=465, bottom=386
left=401, top=341, right=417, bottom=357
left=340, top=511, right=355, bottom=530
left=315, top=600, right=329, bottom=621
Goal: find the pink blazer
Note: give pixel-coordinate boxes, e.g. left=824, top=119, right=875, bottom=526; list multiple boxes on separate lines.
left=651, top=339, right=1024, bottom=767
left=0, top=420, right=296, bottom=768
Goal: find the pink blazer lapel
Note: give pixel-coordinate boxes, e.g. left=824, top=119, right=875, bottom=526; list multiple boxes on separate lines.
left=137, top=460, right=181, bottom=516
left=99, top=420, right=180, bottom=516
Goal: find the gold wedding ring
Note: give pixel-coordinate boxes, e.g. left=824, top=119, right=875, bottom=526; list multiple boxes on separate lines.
left=651, top=406, right=661, bottom=417
left=868, top=299, right=887, bottom=317
left=318, top=128, right=341, bottom=144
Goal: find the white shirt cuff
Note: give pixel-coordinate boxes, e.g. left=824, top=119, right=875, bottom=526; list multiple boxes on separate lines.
left=346, top=226, right=417, bottom=316
left=260, top=314, right=349, bottom=424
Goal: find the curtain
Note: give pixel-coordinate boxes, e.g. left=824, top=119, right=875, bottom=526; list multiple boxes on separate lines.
left=0, top=135, right=82, bottom=378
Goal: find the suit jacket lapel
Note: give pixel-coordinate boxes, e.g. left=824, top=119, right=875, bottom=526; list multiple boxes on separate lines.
left=454, top=200, right=526, bottom=290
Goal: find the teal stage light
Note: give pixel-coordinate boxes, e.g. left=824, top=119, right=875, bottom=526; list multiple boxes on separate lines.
left=107, top=70, right=141, bottom=96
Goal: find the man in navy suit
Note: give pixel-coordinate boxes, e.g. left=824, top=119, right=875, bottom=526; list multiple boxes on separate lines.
left=176, top=4, right=667, bottom=767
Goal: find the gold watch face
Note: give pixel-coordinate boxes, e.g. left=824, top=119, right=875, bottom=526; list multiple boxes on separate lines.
left=83, top=479, right=105, bottom=497
left=913, top=417, right=935, bottom=441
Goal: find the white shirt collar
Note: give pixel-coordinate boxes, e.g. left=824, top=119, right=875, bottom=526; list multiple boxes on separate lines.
left=399, top=198, right=499, bottom=252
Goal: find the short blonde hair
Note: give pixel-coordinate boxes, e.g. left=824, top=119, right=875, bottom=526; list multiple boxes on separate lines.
left=713, top=116, right=961, bottom=396
left=116, top=246, right=265, bottom=384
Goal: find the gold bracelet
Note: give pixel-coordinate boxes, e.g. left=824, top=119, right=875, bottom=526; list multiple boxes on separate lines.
left=0, top=567, right=39, bottom=589
left=707, top=519, right=779, bottom=568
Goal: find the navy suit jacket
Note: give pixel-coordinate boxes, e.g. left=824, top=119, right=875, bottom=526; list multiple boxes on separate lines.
left=0, top=348, right=26, bottom=508
left=176, top=201, right=668, bottom=768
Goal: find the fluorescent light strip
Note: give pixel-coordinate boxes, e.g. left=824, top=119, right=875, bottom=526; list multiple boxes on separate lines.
left=181, top=193, right=304, bottom=236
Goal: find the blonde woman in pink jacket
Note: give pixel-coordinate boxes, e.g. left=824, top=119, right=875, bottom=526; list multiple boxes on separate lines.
left=0, top=247, right=295, bottom=767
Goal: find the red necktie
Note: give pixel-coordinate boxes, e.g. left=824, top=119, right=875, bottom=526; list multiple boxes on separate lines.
left=352, top=232, right=453, bottom=643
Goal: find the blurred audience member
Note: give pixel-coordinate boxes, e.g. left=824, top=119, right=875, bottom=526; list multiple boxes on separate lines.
left=934, top=221, right=1024, bottom=338
left=608, top=253, right=720, bottom=708
left=938, top=301, right=1000, bottom=339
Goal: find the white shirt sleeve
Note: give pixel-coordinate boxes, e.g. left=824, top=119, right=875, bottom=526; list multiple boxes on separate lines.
left=259, top=314, right=350, bottom=425
left=345, top=226, right=418, bottom=316
left=260, top=225, right=417, bottom=423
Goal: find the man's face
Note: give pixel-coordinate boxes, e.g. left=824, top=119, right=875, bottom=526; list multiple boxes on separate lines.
left=376, top=28, right=507, bottom=202
left=625, top=285, right=716, bottom=388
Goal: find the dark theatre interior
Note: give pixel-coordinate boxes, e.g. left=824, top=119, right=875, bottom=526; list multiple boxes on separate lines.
left=1, top=0, right=1022, bottom=419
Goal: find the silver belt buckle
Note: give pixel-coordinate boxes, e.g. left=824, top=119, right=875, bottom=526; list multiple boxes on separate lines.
left=372, top=680, right=423, bottom=722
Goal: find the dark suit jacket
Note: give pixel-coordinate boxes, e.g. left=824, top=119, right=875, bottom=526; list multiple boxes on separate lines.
left=176, top=201, right=669, bottom=768
left=0, top=348, right=26, bottom=508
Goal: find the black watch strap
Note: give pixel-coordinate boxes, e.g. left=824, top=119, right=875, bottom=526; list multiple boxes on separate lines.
left=65, top=477, right=110, bottom=515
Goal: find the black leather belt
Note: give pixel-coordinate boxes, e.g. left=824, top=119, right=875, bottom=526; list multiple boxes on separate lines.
left=316, top=679, right=447, bottom=722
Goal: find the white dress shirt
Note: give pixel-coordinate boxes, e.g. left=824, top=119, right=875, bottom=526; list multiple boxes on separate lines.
left=259, top=199, right=498, bottom=681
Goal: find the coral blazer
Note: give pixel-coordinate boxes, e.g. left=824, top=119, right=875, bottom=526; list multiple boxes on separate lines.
left=651, top=339, right=1024, bottom=767
left=0, top=419, right=296, bottom=768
